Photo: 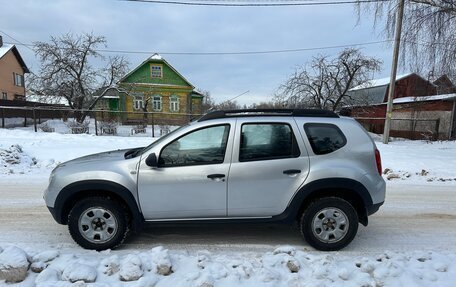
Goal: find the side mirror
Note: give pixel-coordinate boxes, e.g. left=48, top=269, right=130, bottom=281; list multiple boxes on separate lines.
left=145, top=153, right=158, bottom=167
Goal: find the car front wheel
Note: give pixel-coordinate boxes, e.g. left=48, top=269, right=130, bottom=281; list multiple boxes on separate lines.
left=300, top=197, right=358, bottom=251
left=68, top=197, right=128, bottom=250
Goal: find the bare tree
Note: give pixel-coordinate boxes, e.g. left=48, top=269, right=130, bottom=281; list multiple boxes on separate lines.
left=214, top=100, right=241, bottom=110
left=28, top=33, right=129, bottom=122
left=248, top=101, right=283, bottom=109
left=197, top=89, right=216, bottom=113
left=276, top=48, right=381, bottom=111
left=356, top=0, right=456, bottom=80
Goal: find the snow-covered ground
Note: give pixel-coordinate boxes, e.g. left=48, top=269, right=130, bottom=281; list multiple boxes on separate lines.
left=1, top=128, right=456, bottom=286
left=371, top=133, right=456, bottom=184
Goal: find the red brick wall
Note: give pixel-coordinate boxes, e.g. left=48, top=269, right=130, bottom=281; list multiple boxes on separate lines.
left=394, top=100, right=453, bottom=112
left=350, top=105, right=386, bottom=118
left=384, top=74, right=437, bottom=102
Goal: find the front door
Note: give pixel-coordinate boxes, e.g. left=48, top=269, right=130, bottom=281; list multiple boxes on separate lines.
left=227, top=120, right=310, bottom=217
left=138, top=124, right=232, bottom=219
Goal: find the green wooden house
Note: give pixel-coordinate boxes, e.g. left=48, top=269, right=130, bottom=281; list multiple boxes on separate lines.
left=97, top=54, right=204, bottom=125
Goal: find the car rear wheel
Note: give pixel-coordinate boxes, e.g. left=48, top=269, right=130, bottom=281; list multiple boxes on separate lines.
left=68, top=197, right=128, bottom=250
left=300, top=197, right=358, bottom=251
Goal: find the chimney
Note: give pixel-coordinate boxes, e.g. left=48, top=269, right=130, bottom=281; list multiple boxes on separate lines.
left=0, top=35, right=3, bottom=48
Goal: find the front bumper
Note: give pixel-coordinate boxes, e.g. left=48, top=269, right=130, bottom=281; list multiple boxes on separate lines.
left=47, top=206, right=65, bottom=225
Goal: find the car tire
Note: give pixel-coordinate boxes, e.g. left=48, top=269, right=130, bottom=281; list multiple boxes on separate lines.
left=68, top=197, right=129, bottom=251
left=300, top=197, right=358, bottom=251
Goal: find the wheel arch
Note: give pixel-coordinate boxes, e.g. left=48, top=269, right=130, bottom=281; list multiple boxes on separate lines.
left=279, top=178, right=373, bottom=226
left=54, top=180, right=144, bottom=232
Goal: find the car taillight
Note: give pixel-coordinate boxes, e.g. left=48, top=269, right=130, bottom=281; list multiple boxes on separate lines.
left=375, top=149, right=382, bottom=176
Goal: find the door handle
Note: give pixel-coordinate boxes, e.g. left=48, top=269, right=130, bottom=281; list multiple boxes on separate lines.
left=283, top=169, right=301, bottom=175
left=207, top=174, right=226, bottom=181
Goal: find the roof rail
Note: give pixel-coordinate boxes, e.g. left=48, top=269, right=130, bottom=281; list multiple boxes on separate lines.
left=197, top=109, right=339, bottom=122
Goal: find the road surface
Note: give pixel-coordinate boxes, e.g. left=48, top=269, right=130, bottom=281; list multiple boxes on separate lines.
left=0, top=180, right=455, bottom=255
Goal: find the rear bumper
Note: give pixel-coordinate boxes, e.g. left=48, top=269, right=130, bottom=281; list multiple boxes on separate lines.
left=367, top=201, right=384, bottom=216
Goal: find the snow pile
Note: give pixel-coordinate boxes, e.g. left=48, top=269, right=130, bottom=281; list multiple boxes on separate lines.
left=1, top=245, right=456, bottom=286
left=0, top=128, right=153, bottom=177
left=0, top=246, right=30, bottom=283
left=0, top=144, right=37, bottom=174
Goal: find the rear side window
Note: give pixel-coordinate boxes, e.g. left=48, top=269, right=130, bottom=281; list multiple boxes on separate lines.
left=239, top=123, right=300, bottom=162
left=304, top=123, right=346, bottom=155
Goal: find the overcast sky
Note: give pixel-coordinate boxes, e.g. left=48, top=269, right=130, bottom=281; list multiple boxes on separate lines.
left=0, top=0, right=402, bottom=105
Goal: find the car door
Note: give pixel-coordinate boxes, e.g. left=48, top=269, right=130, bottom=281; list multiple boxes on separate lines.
left=137, top=123, right=233, bottom=219
left=227, top=118, right=310, bottom=217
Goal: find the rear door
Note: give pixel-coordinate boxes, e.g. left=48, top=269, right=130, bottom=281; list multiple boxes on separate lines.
left=227, top=118, right=310, bottom=217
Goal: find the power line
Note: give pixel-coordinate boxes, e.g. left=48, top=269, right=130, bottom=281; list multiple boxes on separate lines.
left=0, top=30, right=34, bottom=52
left=118, top=0, right=390, bottom=7
left=4, top=40, right=392, bottom=56
left=171, top=0, right=355, bottom=2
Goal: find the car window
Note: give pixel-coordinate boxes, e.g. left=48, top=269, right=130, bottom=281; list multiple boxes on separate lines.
left=304, top=123, right=347, bottom=155
left=159, top=124, right=230, bottom=167
left=239, top=123, right=300, bottom=162
left=140, top=124, right=188, bottom=155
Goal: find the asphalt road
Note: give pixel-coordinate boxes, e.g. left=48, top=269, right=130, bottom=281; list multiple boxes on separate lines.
left=1, top=181, right=455, bottom=254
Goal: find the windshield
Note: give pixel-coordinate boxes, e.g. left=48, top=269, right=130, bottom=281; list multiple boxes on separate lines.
left=139, top=124, right=189, bottom=155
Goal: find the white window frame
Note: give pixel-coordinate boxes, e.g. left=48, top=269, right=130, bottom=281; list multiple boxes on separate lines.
left=152, top=95, right=162, bottom=111
left=151, top=64, right=163, bottom=78
left=2, top=92, right=7, bottom=100
left=169, top=95, right=180, bottom=112
left=133, top=95, right=144, bottom=110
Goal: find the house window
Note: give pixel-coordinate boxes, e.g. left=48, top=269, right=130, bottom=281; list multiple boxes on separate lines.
left=133, top=95, right=144, bottom=110
left=2, top=92, right=7, bottom=100
left=153, top=95, right=162, bottom=111
left=169, top=95, right=180, bottom=112
left=13, top=73, right=24, bottom=87
left=151, top=65, right=162, bottom=78
left=14, top=95, right=25, bottom=101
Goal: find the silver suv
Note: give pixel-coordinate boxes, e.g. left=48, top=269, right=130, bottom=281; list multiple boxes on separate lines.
left=44, top=109, right=385, bottom=251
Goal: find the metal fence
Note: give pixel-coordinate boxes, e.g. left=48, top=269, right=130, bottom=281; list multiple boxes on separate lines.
left=355, top=117, right=441, bottom=140
left=0, top=106, right=203, bottom=137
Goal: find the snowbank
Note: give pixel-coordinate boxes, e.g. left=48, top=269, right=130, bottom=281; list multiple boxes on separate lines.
left=374, top=137, right=456, bottom=184
left=0, top=245, right=455, bottom=286
left=0, top=144, right=37, bottom=175
left=0, top=128, right=153, bottom=177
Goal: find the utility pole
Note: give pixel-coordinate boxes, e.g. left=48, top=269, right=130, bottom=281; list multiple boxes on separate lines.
left=383, top=0, right=406, bottom=144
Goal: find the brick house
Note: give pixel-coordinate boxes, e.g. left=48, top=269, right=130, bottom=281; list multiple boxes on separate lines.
left=344, top=73, right=456, bottom=140
left=0, top=36, right=30, bottom=101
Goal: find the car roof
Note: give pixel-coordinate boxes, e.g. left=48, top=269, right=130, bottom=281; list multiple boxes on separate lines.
left=197, top=109, right=339, bottom=122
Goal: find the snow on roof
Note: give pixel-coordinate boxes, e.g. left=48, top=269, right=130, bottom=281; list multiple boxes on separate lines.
left=26, top=95, right=69, bottom=106
left=393, top=93, right=456, bottom=104
left=350, top=73, right=414, bottom=91
left=102, top=95, right=119, bottom=99
left=0, top=43, right=14, bottom=59
left=150, top=53, right=162, bottom=60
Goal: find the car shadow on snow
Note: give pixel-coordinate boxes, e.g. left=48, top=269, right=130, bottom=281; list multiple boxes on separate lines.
left=122, top=222, right=308, bottom=250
